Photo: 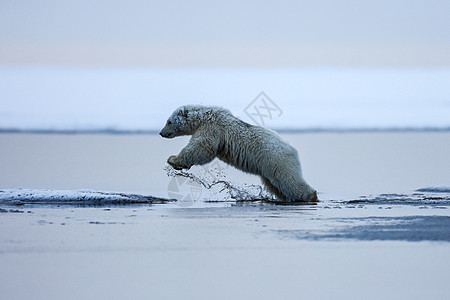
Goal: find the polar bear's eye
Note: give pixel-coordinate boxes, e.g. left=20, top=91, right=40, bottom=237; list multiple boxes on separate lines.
left=167, top=121, right=172, bottom=125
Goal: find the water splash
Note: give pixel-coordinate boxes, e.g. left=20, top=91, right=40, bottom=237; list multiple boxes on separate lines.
left=164, top=163, right=273, bottom=202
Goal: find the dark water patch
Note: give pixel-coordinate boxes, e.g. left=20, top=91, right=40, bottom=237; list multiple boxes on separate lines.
left=346, top=193, right=450, bottom=205
left=416, top=186, right=450, bottom=193
left=0, top=208, right=25, bottom=213
left=378, top=193, right=408, bottom=197
left=276, top=216, right=450, bottom=242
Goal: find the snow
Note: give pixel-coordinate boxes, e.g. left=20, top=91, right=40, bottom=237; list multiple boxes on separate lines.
left=1, top=66, right=450, bottom=132
left=0, top=189, right=171, bottom=205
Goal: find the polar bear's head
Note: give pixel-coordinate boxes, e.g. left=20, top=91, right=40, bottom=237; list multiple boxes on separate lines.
left=159, top=105, right=201, bottom=138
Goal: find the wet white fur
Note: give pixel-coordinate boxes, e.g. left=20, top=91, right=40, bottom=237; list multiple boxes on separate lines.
left=160, top=105, right=317, bottom=202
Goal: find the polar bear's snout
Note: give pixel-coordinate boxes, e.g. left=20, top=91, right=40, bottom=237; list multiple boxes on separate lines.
left=160, top=120, right=174, bottom=138
left=159, top=128, right=173, bottom=138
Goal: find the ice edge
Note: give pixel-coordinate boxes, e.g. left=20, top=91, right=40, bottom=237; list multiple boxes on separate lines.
left=0, top=189, right=175, bottom=205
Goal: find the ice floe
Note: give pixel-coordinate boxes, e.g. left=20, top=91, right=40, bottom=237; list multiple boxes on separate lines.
left=0, top=189, right=173, bottom=205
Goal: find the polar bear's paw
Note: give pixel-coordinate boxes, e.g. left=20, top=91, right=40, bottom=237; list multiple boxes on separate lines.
left=167, top=155, right=189, bottom=170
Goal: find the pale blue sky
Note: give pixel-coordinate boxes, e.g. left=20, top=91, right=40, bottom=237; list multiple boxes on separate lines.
left=1, top=0, right=449, bottom=66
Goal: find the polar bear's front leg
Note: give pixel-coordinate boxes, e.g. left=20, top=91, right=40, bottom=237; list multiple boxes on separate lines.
left=167, top=138, right=216, bottom=170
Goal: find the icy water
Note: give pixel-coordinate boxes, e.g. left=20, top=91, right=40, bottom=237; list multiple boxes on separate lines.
left=1, top=201, right=449, bottom=300
left=1, top=132, right=450, bottom=300
left=1, top=132, right=450, bottom=197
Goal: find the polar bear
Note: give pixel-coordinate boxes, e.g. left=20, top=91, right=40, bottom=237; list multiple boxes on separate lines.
left=159, top=105, right=318, bottom=202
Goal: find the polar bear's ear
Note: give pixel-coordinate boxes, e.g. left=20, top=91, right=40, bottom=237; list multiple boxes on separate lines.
left=180, top=107, right=189, bottom=118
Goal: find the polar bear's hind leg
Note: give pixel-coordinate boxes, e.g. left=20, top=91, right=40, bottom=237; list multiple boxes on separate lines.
left=264, top=174, right=317, bottom=202
left=261, top=177, right=286, bottom=201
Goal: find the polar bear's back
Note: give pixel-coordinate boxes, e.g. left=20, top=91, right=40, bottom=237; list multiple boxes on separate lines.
left=210, top=113, right=300, bottom=176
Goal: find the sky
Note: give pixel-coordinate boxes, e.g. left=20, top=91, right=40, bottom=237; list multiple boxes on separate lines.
left=1, top=0, right=450, bottom=67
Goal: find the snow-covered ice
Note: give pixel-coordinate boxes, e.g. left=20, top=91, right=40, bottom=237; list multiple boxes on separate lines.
left=1, top=66, right=450, bottom=132
left=0, top=189, right=171, bottom=205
